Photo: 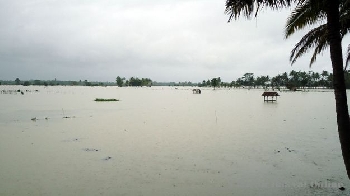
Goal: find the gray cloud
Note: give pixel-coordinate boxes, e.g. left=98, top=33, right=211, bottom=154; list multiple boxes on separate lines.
left=0, top=0, right=345, bottom=82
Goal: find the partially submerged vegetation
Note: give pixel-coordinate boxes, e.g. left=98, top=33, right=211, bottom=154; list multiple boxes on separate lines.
left=94, top=98, right=119, bottom=102
left=5, top=69, right=350, bottom=90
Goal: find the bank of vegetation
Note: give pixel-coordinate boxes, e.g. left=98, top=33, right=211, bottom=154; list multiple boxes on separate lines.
left=3, top=70, right=350, bottom=89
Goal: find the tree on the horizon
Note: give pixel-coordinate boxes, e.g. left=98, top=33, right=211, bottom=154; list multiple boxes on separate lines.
left=255, top=75, right=269, bottom=87
left=243, top=73, right=254, bottom=87
left=211, top=77, right=220, bottom=89
left=126, top=77, right=152, bottom=87
left=15, top=78, right=20, bottom=85
left=116, top=76, right=125, bottom=87
left=225, top=0, right=350, bottom=179
left=23, top=81, right=31, bottom=86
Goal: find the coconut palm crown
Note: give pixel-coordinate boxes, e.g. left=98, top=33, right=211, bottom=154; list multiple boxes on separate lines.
left=285, top=0, right=350, bottom=67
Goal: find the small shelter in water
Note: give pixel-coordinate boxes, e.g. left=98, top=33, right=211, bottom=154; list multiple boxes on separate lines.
left=192, top=89, right=201, bottom=94
left=262, top=92, right=280, bottom=102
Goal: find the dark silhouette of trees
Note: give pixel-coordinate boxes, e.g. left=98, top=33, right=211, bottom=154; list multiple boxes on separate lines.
left=255, top=75, right=269, bottom=87
left=116, top=76, right=125, bottom=87
left=211, top=77, right=220, bottom=89
left=198, top=70, right=337, bottom=89
left=15, top=78, right=20, bottom=85
left=242, top=73, right=254, bottom=86
left=127, top=77, right=152, bottom=87
left=23, top=81, right=31, bottom=86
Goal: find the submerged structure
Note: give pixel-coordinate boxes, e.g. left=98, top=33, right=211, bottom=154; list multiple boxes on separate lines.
left=192, top=89, right=201, bottom=94
left=262, top=92, right=280, bottom=102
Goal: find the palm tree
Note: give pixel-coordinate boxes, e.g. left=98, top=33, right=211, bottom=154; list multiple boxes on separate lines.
left=225, top=0, right=350, bottom=179
left=346, top=44, right=350, bottom=70
left=285, top=0, right=350, bottom=67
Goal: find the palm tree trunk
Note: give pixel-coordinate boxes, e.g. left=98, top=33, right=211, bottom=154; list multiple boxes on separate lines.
left=326, top=0, right=350, bottom=179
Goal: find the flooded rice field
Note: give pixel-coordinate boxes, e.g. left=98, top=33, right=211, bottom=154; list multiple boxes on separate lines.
left=0, top=86, right=349, bottom=195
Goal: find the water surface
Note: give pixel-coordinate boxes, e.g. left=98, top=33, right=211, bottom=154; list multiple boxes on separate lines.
left=0, top=86, right=348, bottom=195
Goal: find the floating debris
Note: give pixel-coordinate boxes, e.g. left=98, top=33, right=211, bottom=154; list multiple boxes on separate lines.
left=83, top=148, right=99, bottom=152
left=0, top=89, right=39, bottom=94
left=62, top=138, right=81, bottom=142
left=285, top=147, right=295, bottom=152
left=103, top=156, right=112, bottom=160
left=63, top=116, right=76, bottom=119
left=94, top=98, right=119, bottom=102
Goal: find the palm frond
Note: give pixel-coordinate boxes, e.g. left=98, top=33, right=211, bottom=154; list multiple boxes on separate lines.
left=285, top=0, right=326, bottom=38
left=288, top=0, right=350, bottom=67
left=340, top=1, right=350, bottom=36
left=225, top=0, right=295, bottom=21
left=290, top=24, right=327, bottom=65
left=345, top=44, right=350, bottom=70
left=309, top=35, right=328, bottom=67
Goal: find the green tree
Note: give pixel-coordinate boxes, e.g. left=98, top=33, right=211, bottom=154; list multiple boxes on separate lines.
left=225, top=0, right=350, bottom=178
left=125, top=80, right=129, bottom=86
left=128, top=77, right=151, bottom=87
left=302, top=71, right=311, bottom=88
left=33, top=80, right=42, bottom=86
left=141, top=78, right=152, bottom=86
left=206, top=80, right=211, bottom=86
left=281, top=72, right=289, bottom=85
left=211, top=77, right=220, bottom=90
left=201, top=80, right=207, bottom=87
left=243, top=73, right=254, bottom=86
left=271, top=75, right=284, bottom=89
left=116, top=76, right=125, bottom=87
left=23, top=81, right=31, bottom=86
left=235, top=78, right=244, bottom=87
left=311, top=71, right=320, bottom=87
left=288, top=70, right=300, bottom=88
left=320, top=70, right=330, bottom=87
left=84, top=80, right=91, bottom=86
left=255, top=75, right=270, bottom=87
left=15, top=78, right=20, bottom=85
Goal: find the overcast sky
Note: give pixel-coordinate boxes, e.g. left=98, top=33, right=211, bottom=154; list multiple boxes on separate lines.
left=0, top=0, right=349, bottom=83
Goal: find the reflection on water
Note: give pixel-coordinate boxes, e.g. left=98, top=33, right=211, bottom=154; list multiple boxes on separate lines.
left=0, top=86, right=348, bottom=195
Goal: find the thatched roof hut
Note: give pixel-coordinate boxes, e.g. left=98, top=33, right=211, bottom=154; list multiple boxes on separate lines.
left=262, top=92, right=280, bottom=102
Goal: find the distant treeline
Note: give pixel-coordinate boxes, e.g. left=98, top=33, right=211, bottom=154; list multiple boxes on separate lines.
left=3, top=70, right=350, bottom=89
left=116, top=76, right=152, bottom=87
left=199, top=70, right=342, bottom=90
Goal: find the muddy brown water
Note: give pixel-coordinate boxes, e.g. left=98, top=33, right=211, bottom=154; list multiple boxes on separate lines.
left=0, top=86, right=349, bottom=195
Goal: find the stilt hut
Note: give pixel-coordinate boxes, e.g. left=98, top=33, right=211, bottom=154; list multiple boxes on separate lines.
left=192, top=89, right=201, bottom=94
left=262, top=92, right=279, bottom=102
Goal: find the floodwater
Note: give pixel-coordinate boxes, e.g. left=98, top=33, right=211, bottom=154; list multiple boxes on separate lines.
left=0, top=86, right=349, bottom=195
